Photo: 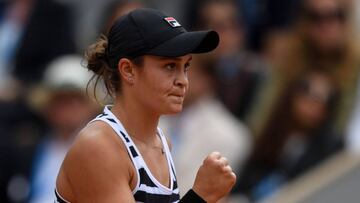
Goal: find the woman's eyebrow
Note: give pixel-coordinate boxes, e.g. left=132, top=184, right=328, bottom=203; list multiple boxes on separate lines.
left=157, top=56, right=180, bottom=61
left=187, top=55, right=193, bottom=62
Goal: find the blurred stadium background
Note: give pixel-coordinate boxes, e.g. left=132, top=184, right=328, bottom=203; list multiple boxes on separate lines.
left=1, top=0, right=360, bottom=202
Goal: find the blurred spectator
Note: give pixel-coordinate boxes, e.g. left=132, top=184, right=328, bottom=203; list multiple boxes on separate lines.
left=233, top=71, right=343, bottom=201
left=196, top=0, right=270, bottom=122
left=250, top=0, right=360, bottom=137
left=237, top=0, right=360, bottom=201
left=160, top=55, right=252, bottom=196
left=0, top=1, right=76, bottom=199
left=28, top=55, right=98, bottom=203
left=0, top=55, right=98, bottom=203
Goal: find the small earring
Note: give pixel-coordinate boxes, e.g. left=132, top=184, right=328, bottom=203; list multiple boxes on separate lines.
left=128, top=78, right=134, bottom=85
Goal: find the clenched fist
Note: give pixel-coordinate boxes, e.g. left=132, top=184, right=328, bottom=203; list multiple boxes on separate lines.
left=192, top=152, right=236, bottom=203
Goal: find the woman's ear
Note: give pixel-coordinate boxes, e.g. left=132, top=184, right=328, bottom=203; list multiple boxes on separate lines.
left=118, top=58, right=135, bottom=85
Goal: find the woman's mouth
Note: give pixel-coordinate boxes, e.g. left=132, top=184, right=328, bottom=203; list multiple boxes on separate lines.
left=168, top=94, right=185, bottom=102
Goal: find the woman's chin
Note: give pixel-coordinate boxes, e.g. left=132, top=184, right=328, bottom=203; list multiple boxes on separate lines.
left=163, top=105, right=183, bottom=115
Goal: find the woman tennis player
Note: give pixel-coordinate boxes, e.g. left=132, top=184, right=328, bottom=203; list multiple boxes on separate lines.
left=55, top=8, right=236, bottom=203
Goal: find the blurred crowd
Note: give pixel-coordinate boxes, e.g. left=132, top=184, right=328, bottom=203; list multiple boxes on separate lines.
left=1, top=0, right=360, bottom=202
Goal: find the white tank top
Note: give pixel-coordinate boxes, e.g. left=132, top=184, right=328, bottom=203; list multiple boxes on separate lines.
left=55, top=105, right=180, bottom=203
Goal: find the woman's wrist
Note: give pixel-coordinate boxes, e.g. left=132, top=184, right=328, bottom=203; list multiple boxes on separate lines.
left=179, top=189, right=207, bottom=203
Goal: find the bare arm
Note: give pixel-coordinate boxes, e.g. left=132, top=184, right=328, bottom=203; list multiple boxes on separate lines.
left=57, top=122, right=136, bottom=202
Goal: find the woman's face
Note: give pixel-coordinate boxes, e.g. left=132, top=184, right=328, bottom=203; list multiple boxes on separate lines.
left=201, top=2, right=243, bottom=56
left=303, top=0, right=347, bottom=52
left=132, top=55, right=191, bottom=115
left=45, top=91, right=97, bottom=138
left=291, top=73, right=333, bottom=129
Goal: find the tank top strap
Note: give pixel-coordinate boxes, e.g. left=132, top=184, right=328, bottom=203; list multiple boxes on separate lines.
left=157, top=128, right=176, bottom=172
left=157, top=127, right=178, bottom=187
left=89, top=106, right=143, bottom=170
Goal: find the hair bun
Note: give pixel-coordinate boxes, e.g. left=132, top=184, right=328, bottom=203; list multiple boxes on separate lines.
left=85, top=35, right=110, bottom=75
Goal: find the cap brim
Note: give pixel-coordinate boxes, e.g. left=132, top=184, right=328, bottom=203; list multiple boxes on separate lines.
left=147, top=30, right=219, bottom=57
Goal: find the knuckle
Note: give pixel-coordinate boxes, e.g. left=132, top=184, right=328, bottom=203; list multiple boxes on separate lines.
left=219, top=161, right=226, bottom=169
left=224, top=171, right=236, bottom=184
left=222, top=165, right=232, bottom=173
left=219, top=157, right=229, bottom=166
left=216, top=161, right=224, bottom=169
left=203, top=157, right=209, bottom=165
left=210, top=151, right=221, bottom=159
left=203, top=155, right=213, bottom=164
left=207, top=159, right=219, bottom=168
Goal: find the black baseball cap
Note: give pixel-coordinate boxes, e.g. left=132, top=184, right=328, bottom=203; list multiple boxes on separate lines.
left=107, top=8, right=219, bottom=68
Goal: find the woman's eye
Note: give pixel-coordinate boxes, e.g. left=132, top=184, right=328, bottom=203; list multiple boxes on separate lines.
left=184, top=63, right=191, bottom=72
left=165, top=63, right=176, bottom=70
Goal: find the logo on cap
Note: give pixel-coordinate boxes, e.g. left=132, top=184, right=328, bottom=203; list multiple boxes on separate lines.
left=164, top=17, right=181, bottom=28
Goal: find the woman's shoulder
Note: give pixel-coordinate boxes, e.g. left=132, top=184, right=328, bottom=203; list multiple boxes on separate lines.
left=56, top=122, right=136, bottom=202
left=62, top=121, right=133, bottom=179
left=71, top=121, right=128, bottom=159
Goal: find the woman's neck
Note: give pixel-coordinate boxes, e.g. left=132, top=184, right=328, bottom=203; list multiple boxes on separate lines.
left=111, top=96, right=160, bottom=143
